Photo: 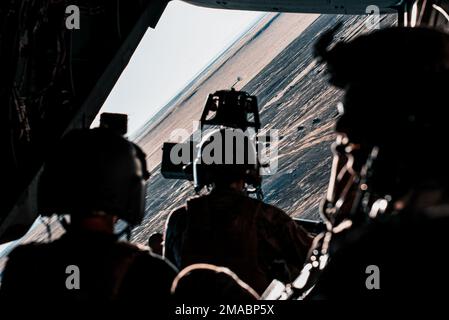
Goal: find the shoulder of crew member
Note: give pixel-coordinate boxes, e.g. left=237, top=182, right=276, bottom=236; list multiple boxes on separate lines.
left=260, top=202, right=294, bottom=223
left=260, top=202, right=309, bottom=234
left=6, top=241, right=45, bottom=257
left=164, top=206, right=188, bottom=266
left=117, top=243, right=178, bottom=301
left=165, top=206, right=189, bottom=242
left=3, top=241, right=55, bottom=267
left=167, top=206, right=188, bottom=226
left=129, top=248, right=179, bottom=277
left=257, top=201, right=313, bottom=250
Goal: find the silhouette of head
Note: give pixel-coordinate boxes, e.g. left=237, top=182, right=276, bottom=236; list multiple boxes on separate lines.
left=171, top=263, right=259, bottom=302
left=148, top=232, right=163, bottom=255
left=39, top=128, right=150, bottom=229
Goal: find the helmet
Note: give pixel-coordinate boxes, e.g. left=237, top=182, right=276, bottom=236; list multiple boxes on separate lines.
left=193, top=128, right=260, bottom=192
left=316, top=27, right=449, bottom=88
left=315, top=27, right=449, bottom=144
left=38, top=128, right=150, bottom=227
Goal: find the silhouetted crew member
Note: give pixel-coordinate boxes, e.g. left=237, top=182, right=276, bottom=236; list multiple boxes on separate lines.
left=307, top=27, right=449, bottom=299
left=172, top=263, right=259, bottom=302
left=164, top=128, right=312, bottom=294
left=0, top=128, right=177, bottom=301
left=148, top=232, right=164, bottom=256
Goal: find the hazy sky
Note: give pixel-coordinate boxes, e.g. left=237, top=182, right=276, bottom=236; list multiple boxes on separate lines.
left=93, top=1, right=263, bottom=135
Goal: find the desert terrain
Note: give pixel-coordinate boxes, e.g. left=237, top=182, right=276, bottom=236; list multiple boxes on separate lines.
left=131, top=12, right=396, bottom=243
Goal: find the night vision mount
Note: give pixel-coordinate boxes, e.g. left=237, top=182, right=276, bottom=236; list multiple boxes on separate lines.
left=199, top=89, right=260, bottom=131
left=161, top=89, right=261, bottom=181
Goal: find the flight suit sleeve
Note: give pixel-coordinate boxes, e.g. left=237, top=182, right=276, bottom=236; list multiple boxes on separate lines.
left=164, top=207, right=188, bottom=269
left=259, top=206, right=313, bottom=282
left=283, top=218, right=313, bottom=273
